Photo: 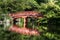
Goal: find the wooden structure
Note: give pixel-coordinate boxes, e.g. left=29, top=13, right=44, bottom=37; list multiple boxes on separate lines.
left=9, top=11, right=43, bottom=35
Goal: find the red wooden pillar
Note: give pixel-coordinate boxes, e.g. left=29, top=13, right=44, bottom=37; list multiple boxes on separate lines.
left=23, top=17, right=27, bottom=28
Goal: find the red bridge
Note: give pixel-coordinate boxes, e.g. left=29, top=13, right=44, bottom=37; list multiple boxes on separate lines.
left=9, top=11, right=43, bottom=36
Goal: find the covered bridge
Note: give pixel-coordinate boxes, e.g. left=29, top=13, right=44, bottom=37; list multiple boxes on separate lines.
left=9, top=11, right=43, bottom=35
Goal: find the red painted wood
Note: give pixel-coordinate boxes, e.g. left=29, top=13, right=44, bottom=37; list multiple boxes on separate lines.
left=9, top=25, right=40, bottom=36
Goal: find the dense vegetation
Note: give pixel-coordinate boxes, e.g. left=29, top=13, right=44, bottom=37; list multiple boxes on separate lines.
left=0, top=0, right=60, bottom=40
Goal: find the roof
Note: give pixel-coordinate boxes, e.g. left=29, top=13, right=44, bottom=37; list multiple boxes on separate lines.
left=9, top=11, right=43, bottom=18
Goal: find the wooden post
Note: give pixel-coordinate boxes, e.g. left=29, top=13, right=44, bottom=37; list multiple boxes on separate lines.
left=24, top=17, right=27, bottom=28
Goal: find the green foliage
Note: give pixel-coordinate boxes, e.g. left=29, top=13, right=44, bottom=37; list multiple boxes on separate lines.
left=0, top=0, right=60, bottom=40
left=16, top=18, right=24, bottom=28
